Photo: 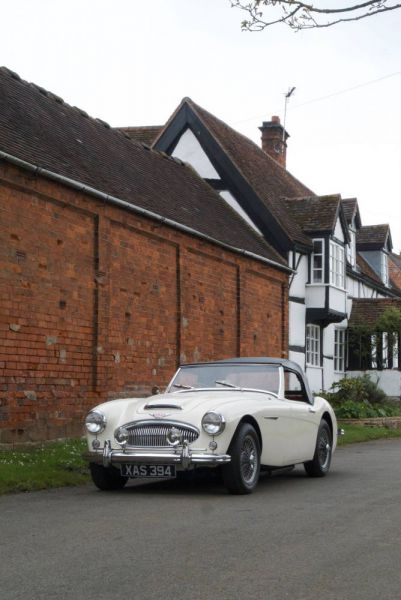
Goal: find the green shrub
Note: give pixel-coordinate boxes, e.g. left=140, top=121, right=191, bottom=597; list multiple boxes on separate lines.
left=326, top=374, right=387, bottom=405
left=333, top=399, right=399, bottom=419
left=322, top=374, right=401, bottom=419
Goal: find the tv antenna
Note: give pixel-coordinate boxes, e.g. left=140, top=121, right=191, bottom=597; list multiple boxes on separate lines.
left=283, top=87, right=296, bottom=142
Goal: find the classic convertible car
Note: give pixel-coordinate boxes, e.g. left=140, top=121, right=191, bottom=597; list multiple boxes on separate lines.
left=84, top=358, right=339, bottom=494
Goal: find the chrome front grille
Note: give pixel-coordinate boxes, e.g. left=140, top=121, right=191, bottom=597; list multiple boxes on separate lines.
left=125, top=420, right=199, bottom=447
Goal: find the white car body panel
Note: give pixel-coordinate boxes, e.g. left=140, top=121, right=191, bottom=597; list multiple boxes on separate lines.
left=85, top=379, right=337, bottom=469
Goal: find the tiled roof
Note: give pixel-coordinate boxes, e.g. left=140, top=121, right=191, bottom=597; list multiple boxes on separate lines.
left=389, top=253, right=401, bottom=292
left=116, top=126, right=163, bottom=146
left=282, top=195, right=341, bottom=234
left=356, top=224, right=390, bottom=250
left=354, top=253, right=401, bottom=295
left=390, top=252, right=401, bottom=269
left=349, top=298, right=401, bottom=327
left=342, top=198, right=361, bottom=228
left=0, top=67, right=286, bottom=267
left=167, top=98, right=314, bottom=249
left=356, top=253, right=382, bottom=285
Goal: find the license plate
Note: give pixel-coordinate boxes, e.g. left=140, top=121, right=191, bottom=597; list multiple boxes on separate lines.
left=120, top=464, right=176, bottom=478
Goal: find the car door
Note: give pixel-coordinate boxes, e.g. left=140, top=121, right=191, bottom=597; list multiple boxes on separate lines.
left=282, top=368, right=319, bottom=462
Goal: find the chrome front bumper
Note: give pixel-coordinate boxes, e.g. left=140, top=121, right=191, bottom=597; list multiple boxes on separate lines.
left=85, top=440, right=231, bottom=470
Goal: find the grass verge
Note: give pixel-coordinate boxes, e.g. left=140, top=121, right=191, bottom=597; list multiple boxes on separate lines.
left=2, top=426, right=401, bottom=494
left=0, top=438, right=89, bottom=495
left=338, top=424, right=401, bottom=445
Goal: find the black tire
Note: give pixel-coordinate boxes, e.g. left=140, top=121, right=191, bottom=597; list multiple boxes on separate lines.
left=89, top=463, right=128, bottom=491
left=222, top=423, right=261, bottom=495
left=304, top=420, right=332, bottom=478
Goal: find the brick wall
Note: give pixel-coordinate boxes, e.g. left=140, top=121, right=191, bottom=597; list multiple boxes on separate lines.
left=0, top=162, right=288, bottom=443
left=389, top=255, right=401, bottom=292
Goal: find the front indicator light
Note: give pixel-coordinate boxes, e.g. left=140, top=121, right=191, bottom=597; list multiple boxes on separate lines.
left=166, top=427, right=183, bottom=447
left=115, top=426, right=130, bottom=446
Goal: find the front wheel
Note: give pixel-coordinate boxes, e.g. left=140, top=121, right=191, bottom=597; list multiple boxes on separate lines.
left=89, top=463, right=128, bottom=491
left=304, top=420, right=332, bottom=477
left=222, top=423, right=261, bottom=495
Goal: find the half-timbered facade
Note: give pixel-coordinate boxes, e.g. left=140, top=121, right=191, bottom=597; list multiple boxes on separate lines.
left=120, top=98, right=401, bottom=394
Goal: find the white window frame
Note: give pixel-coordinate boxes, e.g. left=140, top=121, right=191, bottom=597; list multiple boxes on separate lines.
left=306, top=324, right=321, bottom=367
left=329, top=241, right=345, bottom=289
left=311, top=239, right=324, bottom=284
left=334, top=328, right=346, bottom=372
left=381, top=252, right=389, bottom=286
left=371, top=334, right=378, bottom=369
left=382, top=332, right=389, bottom=369
left=347, top=229, right=356, bottom=268
left=392, top=333, right=399, bottom=369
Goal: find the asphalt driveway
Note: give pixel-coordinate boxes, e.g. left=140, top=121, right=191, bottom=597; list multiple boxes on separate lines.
left=1, top=439, right=401, bottom=600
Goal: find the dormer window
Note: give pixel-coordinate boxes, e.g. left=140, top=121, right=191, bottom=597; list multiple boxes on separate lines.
left=311, top=239, right=324, bottom=283
left=329, top=241, right=345, bottom=288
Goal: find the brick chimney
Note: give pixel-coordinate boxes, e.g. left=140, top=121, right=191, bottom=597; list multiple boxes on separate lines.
left=259, top=116, right=289, bottom=168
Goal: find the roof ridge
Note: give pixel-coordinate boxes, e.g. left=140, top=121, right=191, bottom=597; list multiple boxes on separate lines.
left=180, top=98, right=316, bottom=248
left=185, top=97, right=316, bottom=195
left=0, top=67, right=287, bottom=268
left=0, top=67, right=187, bottom=168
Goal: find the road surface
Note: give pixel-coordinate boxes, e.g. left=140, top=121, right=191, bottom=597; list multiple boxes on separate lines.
left=1, top=439, right=401, bottom=600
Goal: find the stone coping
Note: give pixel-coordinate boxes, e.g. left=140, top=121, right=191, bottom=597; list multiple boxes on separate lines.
left=338, top=417, right=401, bottom=429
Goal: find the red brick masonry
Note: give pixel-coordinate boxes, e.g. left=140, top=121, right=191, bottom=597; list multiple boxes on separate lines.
left=0, top=163, right=289, bottom=443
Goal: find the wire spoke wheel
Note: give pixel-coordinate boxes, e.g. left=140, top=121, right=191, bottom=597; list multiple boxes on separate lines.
left=317, top=427, right=331, bottom=470
left=240, top=435, right=258, bottom=484
left=304, top=420, right=332, bottom=478
left=223, top=423, right=261, bottom=494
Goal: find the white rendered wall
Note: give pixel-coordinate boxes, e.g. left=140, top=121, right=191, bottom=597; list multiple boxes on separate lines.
left=347, top=370, right=401, bottom=399
left=346, top=274, right=384, bottom=300
left=288, top=253, right=308, bottom=377
left=323, top=323, right=335, bottom=391
left=289, top=253, right=308, bottom=298
left=172, top=129, right=220, bottom=178
left=305, top=366, right=323, bottom=393
left=289, top=350, right=306, bottom=372
left=334, top=217, right=344, bottom=242
left=219, top=191, right=262, bottom=235
left=289, top=301, right=306, bottom=348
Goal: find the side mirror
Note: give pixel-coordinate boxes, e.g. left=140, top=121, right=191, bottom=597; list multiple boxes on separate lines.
left=151, top=385, right=160, bottom=396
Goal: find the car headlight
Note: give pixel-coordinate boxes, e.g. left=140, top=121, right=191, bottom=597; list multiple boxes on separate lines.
left=115, top=426, right=129, bottom=446
left=85, top=410, right=106, bottom=434
left=202, top=411, right=225, bottom=436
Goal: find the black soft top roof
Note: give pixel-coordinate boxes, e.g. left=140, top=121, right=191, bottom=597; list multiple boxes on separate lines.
left=182, top=357, right=303, bottom=375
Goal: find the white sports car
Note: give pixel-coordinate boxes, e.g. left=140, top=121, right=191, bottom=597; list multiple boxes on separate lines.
left=84, top=358, right=339, bottom=494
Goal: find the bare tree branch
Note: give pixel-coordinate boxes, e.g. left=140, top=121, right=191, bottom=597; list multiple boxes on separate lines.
left=230, top=1, right=401, bottom=31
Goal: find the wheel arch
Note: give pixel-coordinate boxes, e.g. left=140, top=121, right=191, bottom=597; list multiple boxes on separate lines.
left=233, top=415, right=262, bottom=452
left=322, top=411, right=333, bottom=438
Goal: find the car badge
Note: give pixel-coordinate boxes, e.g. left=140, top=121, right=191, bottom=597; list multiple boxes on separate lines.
left=150, top=412, right=171, bottom=419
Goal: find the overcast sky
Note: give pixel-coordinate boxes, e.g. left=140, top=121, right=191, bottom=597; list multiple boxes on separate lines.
left=2, top=0, right=401, bottom=251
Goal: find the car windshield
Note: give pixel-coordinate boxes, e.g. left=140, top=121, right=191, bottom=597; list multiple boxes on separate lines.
left=168, top=363, right=280, bottom=394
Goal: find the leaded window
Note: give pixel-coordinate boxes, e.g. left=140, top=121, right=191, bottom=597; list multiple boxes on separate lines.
left=334, top=329, right=346, bottom=372
left=312, top=240, right=324, bottom=283
left=306, top=324, right=321, bottom=367
left=329, top=241, right=345, bottom=288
